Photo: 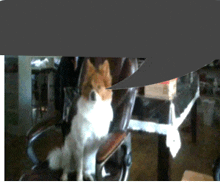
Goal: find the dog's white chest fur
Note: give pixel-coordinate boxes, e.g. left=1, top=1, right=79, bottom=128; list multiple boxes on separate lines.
left=71, top=96, right=113, bottom=140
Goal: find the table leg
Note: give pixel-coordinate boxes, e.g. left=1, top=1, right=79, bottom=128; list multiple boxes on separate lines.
left=157, top=110, right=170, bottom=181
left=158, top=134, right=170, bottom=181
left=191, top=100, right=197, bottom=143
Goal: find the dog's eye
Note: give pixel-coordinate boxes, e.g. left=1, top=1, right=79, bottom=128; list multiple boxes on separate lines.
left=97, top=85, right=101, bottom=89
left=88, top=84, right=92, bottom=88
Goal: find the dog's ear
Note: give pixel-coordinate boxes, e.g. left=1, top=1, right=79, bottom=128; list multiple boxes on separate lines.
left=85, top=59, right=96, bottom=78
left=99, top=60, right=111, bottom=77
left=99, top=60, right=112, bottom=87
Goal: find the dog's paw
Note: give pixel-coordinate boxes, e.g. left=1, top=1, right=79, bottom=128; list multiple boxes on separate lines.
left=84, top=173, right=94, bottom=181
left=61, top=173, right=68, bottom=181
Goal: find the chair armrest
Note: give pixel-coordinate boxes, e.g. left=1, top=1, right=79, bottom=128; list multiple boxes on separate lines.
left=26, top=111, right=61, bottom=141
left=96, top=132, right=128, bottom=164
left=96, top=132, right=132, bottom=181
left=26, top=111, right=62, bottom=165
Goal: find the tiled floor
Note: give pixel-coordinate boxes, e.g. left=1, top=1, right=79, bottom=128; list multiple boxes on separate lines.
left=5, top=98, right=220, bottom=181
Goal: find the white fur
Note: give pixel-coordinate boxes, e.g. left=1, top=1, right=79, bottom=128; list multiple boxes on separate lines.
left=47, top=91, right=113, bottom=181
left=47, top=147, right=62, bottom=170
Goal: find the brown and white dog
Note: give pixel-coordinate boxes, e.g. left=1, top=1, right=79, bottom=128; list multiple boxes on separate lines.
left=47, top=59, right=113, bottom=181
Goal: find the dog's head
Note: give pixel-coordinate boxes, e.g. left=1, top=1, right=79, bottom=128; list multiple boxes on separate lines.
left=81, top=59, right=112, bottom=102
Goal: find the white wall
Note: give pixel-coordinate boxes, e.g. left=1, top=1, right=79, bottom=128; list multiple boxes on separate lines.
left=6, top=56, right=32, bottom=136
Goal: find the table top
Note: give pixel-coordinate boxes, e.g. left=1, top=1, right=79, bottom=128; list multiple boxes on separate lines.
left=133, top=72, right=200, bottom=121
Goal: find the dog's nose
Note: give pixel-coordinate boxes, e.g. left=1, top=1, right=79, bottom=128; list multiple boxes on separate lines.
left=90, top=91, right=96, bottom=101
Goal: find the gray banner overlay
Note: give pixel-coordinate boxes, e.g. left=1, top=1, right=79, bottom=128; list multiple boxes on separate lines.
left=0, top=0, right=220, bottom=89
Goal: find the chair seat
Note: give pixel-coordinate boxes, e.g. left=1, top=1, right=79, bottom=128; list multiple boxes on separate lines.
left=20, top=159, right=124, bottom=181
left=20, top=159, right=123, bottom=181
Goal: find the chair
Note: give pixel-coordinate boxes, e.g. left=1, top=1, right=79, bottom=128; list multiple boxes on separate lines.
left=20, top=57, right=138, bottom=181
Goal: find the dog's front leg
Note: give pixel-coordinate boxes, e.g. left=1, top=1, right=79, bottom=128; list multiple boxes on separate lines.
left=61, top=144, right=72, bottom=181
left=74, top=145, right=84, bottom=181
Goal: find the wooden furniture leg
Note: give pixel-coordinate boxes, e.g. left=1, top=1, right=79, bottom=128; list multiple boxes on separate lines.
left=191, top=100, right=197, bottom=143
left=157, top=108, right=170, bottom=181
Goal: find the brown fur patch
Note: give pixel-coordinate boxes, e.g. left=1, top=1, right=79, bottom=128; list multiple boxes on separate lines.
left=81, top=59, right=112, bottom=101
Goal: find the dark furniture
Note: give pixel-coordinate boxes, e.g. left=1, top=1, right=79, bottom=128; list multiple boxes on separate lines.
left=20, top=57, right=138, bottom=181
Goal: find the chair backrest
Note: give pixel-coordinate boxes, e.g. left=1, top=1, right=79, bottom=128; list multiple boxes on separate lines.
left=55, top=57, right=83, bottom=114
left=77, top=57, right=138, bottom=132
